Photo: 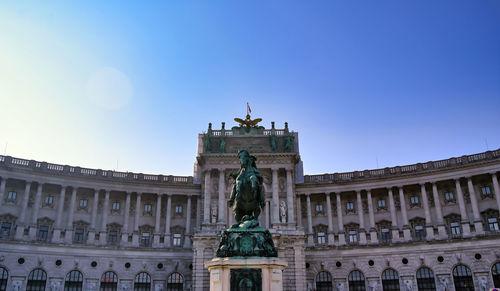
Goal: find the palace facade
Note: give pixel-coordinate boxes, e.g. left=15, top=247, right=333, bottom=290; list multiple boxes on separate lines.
left=0, top=121, right=499, bottom=291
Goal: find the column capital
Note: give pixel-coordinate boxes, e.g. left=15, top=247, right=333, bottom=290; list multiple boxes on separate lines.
left=490, top=172, right=498, bottom=177
left=271, top=167, right=279, bottom=172
left=285, top=167, right=294, bottom=172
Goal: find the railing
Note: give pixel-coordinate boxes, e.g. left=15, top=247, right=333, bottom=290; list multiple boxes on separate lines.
left=304, top=149, right=500, bottom=184
left=0, top=155, right=194, bottom=185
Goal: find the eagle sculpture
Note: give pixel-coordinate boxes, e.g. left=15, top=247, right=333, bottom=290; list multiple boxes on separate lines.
left=234, top=114, right=262, bottom=127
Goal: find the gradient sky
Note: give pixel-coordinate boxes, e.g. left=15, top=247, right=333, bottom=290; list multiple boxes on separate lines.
left=1, top=1, right=499, bottom=176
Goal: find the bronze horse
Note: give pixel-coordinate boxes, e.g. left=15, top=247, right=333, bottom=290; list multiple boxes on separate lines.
left=228, top=150, right=265, bottom=227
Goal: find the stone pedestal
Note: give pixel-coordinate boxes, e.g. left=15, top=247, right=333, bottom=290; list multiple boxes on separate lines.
left=461, top=222, right=471, bottom=238
left=205, top=257, right=287, bottom=291
left=337, top=232, right=346, bottom=246
left=87, top=230, right=96, bottom=245
left=473, top=219, right=484, bottom=236
left=28, top=226, right=37, bottom=240
left=52, top=229, right=62, bottom=243
left=403, top=227, right=412, bottom=242
left=425, top=226, right=434, bottom=241
left=437, top=224, right=448, bottom=240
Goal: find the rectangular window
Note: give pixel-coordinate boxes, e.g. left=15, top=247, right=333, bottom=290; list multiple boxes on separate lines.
left=381, top=228, right=391, bottom=242
left=317, top=232, right=326, bottom=244
left=377, top=199, right=386, bottom=208
left=414, top=225, right=425, bottom=240
left=38, top=226, right=49, bottom=241
left=488, top=218, right=499, bottom=231
left=74, top=228, right=85, bottom=242
left=410, top=196, right=420, bottom=205
left=44, top=195, right=54, bottom=206
left=346, top=202, right=354, bottom=211
left=144, top=204, right=152, bottom=213
left=7, top=191, right=16, bottom=201
left=315, top=204, right=323, bottom=213
left=481, top=186, right=492, bottom=196
left=141, top=232, right=151, bottom=246
left=79, top=199, right=88, bottom=208
left=175, top=205, right=183, bottom=214
left=444, top=191, right=455, bottom=202
left=0, top=222, right=11, bottom=236
left=450, top=222, right=461, bottom=237
left=349, top=230, right=358, bottom=244
left=173, top=233, right=182, bottom=246
left=112, top=201, right=120, bottom=210
left=108, top=230, right=118, bottom=243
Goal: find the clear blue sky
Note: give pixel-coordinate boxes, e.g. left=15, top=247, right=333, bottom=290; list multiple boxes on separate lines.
left=1, top=1, right=499, bottom=176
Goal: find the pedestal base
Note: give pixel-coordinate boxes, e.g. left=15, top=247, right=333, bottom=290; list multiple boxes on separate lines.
left=205, top=257, right=287, bottom=291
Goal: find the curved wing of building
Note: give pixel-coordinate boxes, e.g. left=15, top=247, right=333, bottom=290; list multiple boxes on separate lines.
left=0, top=121, right=499, bottom=291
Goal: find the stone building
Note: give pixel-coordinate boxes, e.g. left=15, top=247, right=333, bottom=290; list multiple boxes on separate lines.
left=0, top=120, right=499, bottom=291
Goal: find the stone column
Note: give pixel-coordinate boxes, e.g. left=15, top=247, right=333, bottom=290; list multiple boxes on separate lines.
left=196, top=197, right=201, bottom=230
left=19, top=181, right=31, bottom=224
left=153, top=193, right=162, bottom=247
left=132, top=192, right=142, bottom=247
left=286, top=169, right=295, bottom=224
left=420, top=183, right=434, bottom=240
left=218, top=169, right=225, bottom=223
left=31, top=183, right=43, bottom=224
left=398, top=186, right=411, bottom=241
left=52, top=186, right=66, bottom=243
left=87, top=190, right=99, bottom=244
left=296, top=196, right=302, bottom=228
left=0, top=178, right=6, bottom=207
left=492, top=173, right=500, bottom=215
left=63, top=187, right=77, bottom=243
left=265, top=200, right=271, bottom=229
left=306, top=194, right=314, bottom=246
left=467, top=177, right=484, bottom=235
left=164, top=194, right=172, bottom=247
left=336, top=192, right=346, bottom=246
left=271, top=168, right=280, bottom=225
left=15, top=181, right=31, bottom=240
left=184, top=196, right=192, bottom=248
left=325, top=192, right=335, bottom=246
left=28, top=183, right=43, bottom=240
left=121, top=192, right=131, bottom=244
left=366, top=190, right=378, bottom=244
left=455, top=179, right=471, bottom=237
left=356, top=190, right=367, bottom=245
left=203, top=171, right=211, bottom=224
left=431, top=183, right=447, bottom=239
left=99, top=190, right=110, bottom=245
left=388, top=188, right=400, bottom=242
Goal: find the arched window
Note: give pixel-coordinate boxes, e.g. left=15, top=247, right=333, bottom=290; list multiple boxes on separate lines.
left=416, top=267, right=436, bottom=291
left=134, top=272, right=151, bottom=291
left=166, top=273, right=183, bottom=291
left=348, top=270, right=366, bottom=291
left=492, top=262, right=500, bottom=287
left=100, top=272, right=118, bottom=291
left=27, top=269, right=47, bottom=291
left=64, top=270, right=83, bottom=291
left=316, top=271, right=333, bottom=291
left=382, top=268, right=400, bottom=291
left=453, top=265, right=474, bottom=291
left=0, top=267, right=8, bottom=291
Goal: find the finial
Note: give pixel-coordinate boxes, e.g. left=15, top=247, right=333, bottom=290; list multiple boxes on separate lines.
left=271, top=121, right=275, bottom=129
left=221, top=122, right=225, bottom=130
left=208, top=123, right=212, bottom=130
left=284, top=122, right=288, bottom=130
